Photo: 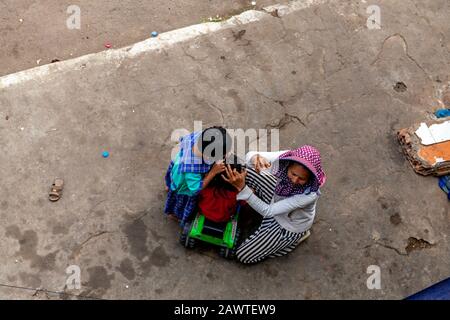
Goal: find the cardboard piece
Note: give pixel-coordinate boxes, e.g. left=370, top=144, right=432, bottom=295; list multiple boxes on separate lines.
left=397, top=118, right=450, bottom=176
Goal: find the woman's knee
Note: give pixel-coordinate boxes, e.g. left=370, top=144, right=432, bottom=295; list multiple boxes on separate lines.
left=236, top=247, right=266, bottom=264
left=236, top=247, right=255, bottom=264
left=237, top=253, right=259, bottom=264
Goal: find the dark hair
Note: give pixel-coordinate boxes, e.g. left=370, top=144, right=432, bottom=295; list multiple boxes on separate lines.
left=209, top=155, right=244, bottom=195
left=197, top=126, right=232, bottom=163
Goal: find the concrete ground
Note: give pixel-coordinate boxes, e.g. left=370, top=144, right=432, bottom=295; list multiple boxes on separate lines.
left=0, top=0, right=449, bottom=299
left=0, top=0, right=286, bottom=76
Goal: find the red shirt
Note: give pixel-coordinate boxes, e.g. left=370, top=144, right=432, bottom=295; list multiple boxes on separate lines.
left=198, top=187, right=238, bottom=223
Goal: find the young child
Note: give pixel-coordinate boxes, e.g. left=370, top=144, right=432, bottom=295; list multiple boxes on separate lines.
left=164, top=126, right=231, bottom=226
left=198, top=157, right=244, bottom=223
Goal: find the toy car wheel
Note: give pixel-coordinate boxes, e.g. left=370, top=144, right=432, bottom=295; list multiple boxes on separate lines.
left=235, top=227, right=241, bottom=244
left=228, top=248, right=237, bottom=260
left=179, top=233, right=187, bottom=246
left=179, top=222, right=192, bottom=248
left=187, top=238, right=197, bottom=249
left=219, top=247, right=237, bottom=260
left=219, top=247, right=227, bottom=258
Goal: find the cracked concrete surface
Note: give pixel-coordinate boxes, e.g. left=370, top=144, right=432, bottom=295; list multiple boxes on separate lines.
left=0, top=0, right=289, bottom=76
left=0, top=0, right=449, bottom=299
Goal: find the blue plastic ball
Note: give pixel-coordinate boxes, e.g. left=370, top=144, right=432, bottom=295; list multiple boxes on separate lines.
left=102, top=151, right=110, bottom=158
left=151, top=31, right=159, bottom=37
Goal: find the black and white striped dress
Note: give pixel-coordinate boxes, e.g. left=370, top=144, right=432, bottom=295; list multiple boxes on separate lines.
left=236, top=168, right=308, bottom=264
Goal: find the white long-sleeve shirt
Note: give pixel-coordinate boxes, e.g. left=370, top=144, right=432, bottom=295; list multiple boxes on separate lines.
left=238, top=151, right=319, bottom=233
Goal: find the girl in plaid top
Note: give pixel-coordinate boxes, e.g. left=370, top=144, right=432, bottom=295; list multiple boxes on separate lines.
left=164, top=127, right=231, bottom=226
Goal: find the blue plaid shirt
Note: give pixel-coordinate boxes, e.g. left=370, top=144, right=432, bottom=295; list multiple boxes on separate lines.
left=178, top=131, right=211, bottom=174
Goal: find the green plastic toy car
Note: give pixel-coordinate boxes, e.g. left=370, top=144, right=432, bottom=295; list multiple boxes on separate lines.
left=180, top=210, right=241, bottom=259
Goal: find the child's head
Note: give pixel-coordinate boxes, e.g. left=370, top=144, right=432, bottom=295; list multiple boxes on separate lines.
left=210, top=155, right=244, bottom=192
left=197, top=126, right=232, bottom=164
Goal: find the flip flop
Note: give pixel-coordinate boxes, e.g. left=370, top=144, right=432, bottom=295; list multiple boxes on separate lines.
left=49, top=178, right=64, bottom=202
left=296, top=230, right=311, bottom=245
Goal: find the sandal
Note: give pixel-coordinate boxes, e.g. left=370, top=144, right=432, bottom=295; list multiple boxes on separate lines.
left=296, top=230, right=311, bottom=245
left=49, top=178, right=64, bottom=202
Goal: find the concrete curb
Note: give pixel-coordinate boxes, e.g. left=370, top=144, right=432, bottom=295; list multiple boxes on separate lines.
left=0, top=0, right=326, bottom=89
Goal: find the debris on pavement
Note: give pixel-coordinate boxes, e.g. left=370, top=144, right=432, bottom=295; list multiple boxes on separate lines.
left=435, top=109, right=450, bottom=118
left=151, top=31, right=159, bottom=37
left=397, top=118, right=450, bottom=176
left=393, top=82, right=408, bottom=92
left=102, top=151, right=110, bottom=158
left=203, top=14, right=226, bottom=23
left=270, top=9, right=280, bottom=18
left=415, top=120, right=450, bottom=145
left=105, top=43, right=112, bottom=49
left=49, top=178, right=64, bottom=202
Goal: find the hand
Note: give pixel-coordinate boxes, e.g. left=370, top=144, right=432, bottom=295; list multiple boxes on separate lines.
left=253, top=154, right=271, bottom=173
left=222, top=165, right=247, bottom=192
left=208, top=161, right=226, bottom=177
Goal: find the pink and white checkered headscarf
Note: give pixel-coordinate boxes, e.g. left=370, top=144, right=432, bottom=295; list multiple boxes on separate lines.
left=272, top=145, right=326, bottom=196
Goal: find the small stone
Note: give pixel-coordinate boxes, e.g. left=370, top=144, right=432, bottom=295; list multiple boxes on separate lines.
left=20, top=127, right=24, bottom=131
left=151, top=31, right=159, bottom=37
left=251, top=1, right=257, bottom=5
left=19, top=19, right=23, bottom=23
left=372, top=230, right=381, bottom=241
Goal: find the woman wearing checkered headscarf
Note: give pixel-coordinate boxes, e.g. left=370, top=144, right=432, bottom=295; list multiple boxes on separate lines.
left=224, top=145, right=326, bottom=264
